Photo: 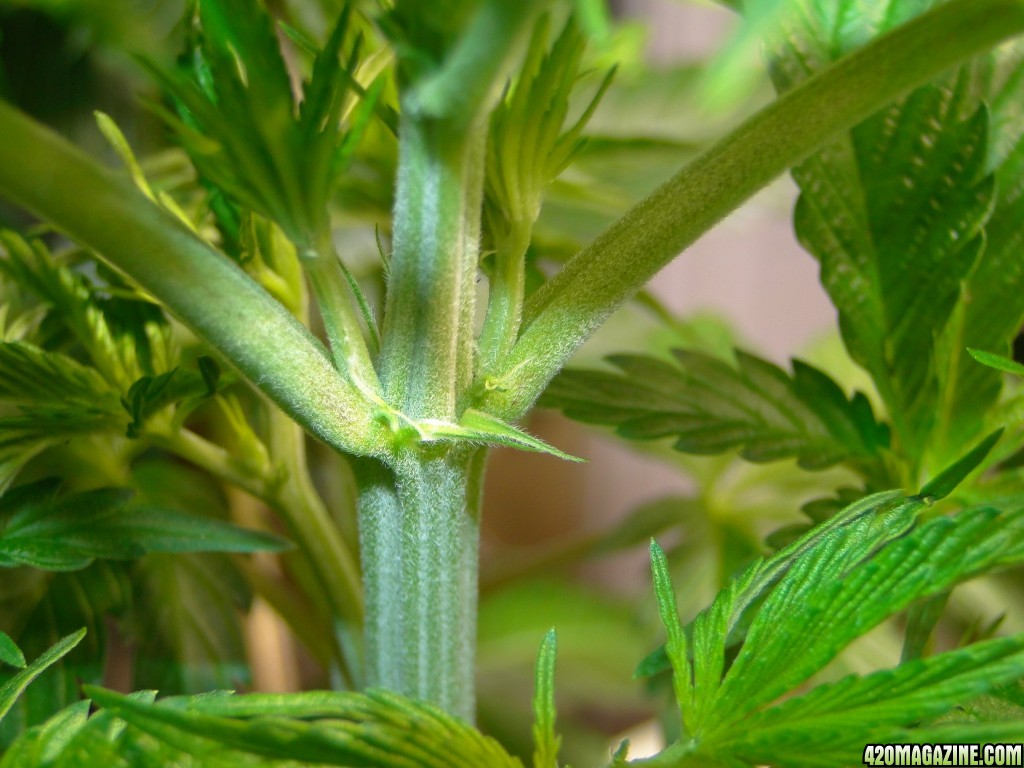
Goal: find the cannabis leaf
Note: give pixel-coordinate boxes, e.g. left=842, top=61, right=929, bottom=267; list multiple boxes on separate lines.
left=642, top=497, right=1024, bottom=766
left=82, top=687, right=523, bottom=767
left=121, top=357, right=222, bottom=438
left=485, top=15, right=613, bottom=235
left=0, top=339, right=125, bottom=492
left=531, top=630, right=561, bottom=768
left=0, top=478, right=287, bottom=571
left=772, top=0, right=1024, bottom=462
left=635, top=430, right=1024, bottom=765
left=0, top=232, right=175, bottom=391
left=421, top=408, right=583, bottom=462
left=543, top=349, right=889, bottom=477
left=0, top=634, right=24, bottom=671
left=0, top=630, right=85, bottom=725
left=144, top=0, right=380, bottom=247
left=935, top=40, right=1024, bottom=452
left=968, top=348, right=1024, bottom=377
left=479, top=13, right=613, bottom=368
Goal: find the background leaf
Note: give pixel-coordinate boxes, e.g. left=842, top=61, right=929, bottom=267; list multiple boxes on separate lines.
left=0, top=479, right=287, bottom=572
left=0, top=630, right=84, bottom=724
left=543, top=349, right=889, bottom=479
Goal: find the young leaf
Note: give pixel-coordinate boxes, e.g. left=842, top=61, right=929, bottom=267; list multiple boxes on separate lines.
left=532, top=629, right=560, bottom=768
left=0, top=629, right=85, bottom=723
left=121, top=361, right=225, bottom=438
left=918, top=429, right=1002, bottom=501
left=650, top=540, right=694, bottom=732
left=420, top=408, right=583, bottom=462
left=967, top=348, right=1024, bottom=377
left=145, top=0, right=376, bottom=245
left=543, top=350, right=888, bottom=477
left=0, top=633, right=25, bottom=670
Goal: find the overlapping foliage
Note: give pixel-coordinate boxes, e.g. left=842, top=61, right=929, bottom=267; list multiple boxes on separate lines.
left=1, top=0, right=1024, bottom=766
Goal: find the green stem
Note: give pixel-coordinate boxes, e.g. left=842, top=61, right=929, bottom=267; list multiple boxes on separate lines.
left=355, top=448, right=485, bottom=721
left=378, top=115, right=486, bottom=420
left=145, top=425, right=270, bottom=501
left=478, top=0, right=1024, bottom=421
left=301, top=230, right=381, bottom=392
left=0, top=101, right=386, bottom=458
left=410, top=0, right=551, bottom=124
left=478, top=222, right=532, bottom=373
left=362, top=1, right=545, bottom=716
left=266, top=407, right=365, bottom=645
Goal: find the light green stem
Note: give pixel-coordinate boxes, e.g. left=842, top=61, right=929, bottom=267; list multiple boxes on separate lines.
left=301, top=230, right=381, bottom=392
left=378, top=116, right=485, bottom=420
left=363, top=1, right=546, bottom=717
left=478, top=0, right=1024, bottom=421
left=478, top=222, right=532, bottom=373
left=355, top=449, right=485, bottom=721
left=266, top=409, right=364, bottom=675
left=0, top=101, right=386, bottom=458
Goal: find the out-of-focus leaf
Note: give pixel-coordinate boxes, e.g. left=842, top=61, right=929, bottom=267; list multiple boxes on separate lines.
left=0, top=633, right=25, bottom=669
left=531, top=629, right=560, bottom=768
left=543, top=349, right=889, bottom=478
left=0, top=479, right=287, bottom=571
left=968, top=348, right=1024, bottom=377
left=919, top=429, right=1002, bottom=501
left=128, top=460, right=270, bottom=695
left=478, top=580, right=650, bottom=767
left=0, top=629, right=84, bottom=724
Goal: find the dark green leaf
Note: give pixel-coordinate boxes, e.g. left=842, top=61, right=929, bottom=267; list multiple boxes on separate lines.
left=543, top=349, right=888, bottom=477
left=772, top=1, right=1024, bottom=464
left=918, top=429, right=1002, bottom=501
left=934, top=41, right=1024, bottom=455
left=0, top=479, right=288, bottom=571
left=121, top=362, right=226, bottom=438
left=146, top=0, right=375, bottom=243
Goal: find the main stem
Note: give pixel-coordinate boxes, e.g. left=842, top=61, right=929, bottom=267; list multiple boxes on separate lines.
left=356, top=449, right=485, bottom=719
left=361, top=107, right=487, bottom=721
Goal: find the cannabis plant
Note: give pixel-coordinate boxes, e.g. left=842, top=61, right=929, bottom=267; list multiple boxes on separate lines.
left=1, top=0, right=1024, bottom=765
